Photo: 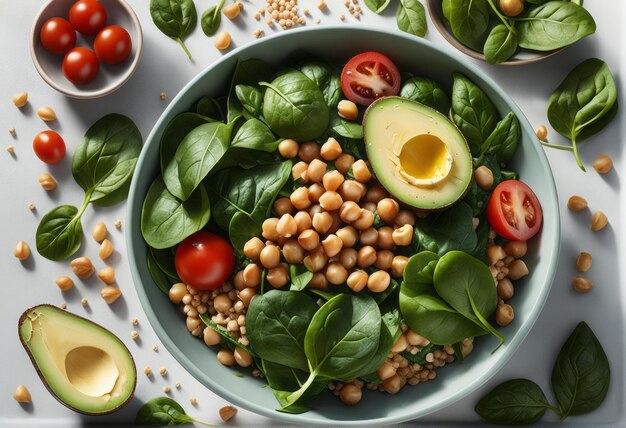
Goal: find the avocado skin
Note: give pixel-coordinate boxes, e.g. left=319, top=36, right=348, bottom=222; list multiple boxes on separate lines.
left=18, top=304, right=137, bottom=416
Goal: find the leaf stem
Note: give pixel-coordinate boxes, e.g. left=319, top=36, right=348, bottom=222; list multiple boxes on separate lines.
left=486, top=0, right=515, bottom=33
left=282, top=368, right=317, bottom=409
left=570, top=136, right=586, bottom=172
left=467, top=289, right=505, bottom=352
left=539, top=141, right=574, bottom=152
left=191, top=418, right=215, bottom=427
left=176, top=37, right=193, bottom=61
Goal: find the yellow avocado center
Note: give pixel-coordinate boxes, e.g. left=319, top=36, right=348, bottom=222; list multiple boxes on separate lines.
left=397, top=134, right=453, bottom=187
left=65, top=346, right=119, bottom=397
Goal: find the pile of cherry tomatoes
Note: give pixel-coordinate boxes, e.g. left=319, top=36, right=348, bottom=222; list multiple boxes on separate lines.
left=40, top=0, right=132, bottom=85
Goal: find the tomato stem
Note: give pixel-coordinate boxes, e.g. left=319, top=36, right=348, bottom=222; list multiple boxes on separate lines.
left=176, top=37, right=193, bottom=61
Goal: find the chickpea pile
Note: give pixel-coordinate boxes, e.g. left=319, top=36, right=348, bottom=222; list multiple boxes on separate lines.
left=238, top=137, right=416, bottom=295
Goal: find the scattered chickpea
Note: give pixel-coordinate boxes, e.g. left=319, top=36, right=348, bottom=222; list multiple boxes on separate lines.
left=474, top=166, right=494, bottom=190
left=159, top=92, right=167, bottom=100
left=535, top=125, right=548, bottom=140
left=217, top=349, right=236, bottom=366
left=13, top=385, right=32, bottom=403
left=28, top=203, right=36, bottom=211
left=159, top=367, right=168, bottom=376
left=114, top=219, right=122, bottom=229
left=163, top=386, right=171, bottom=394
left=55, top=276, right=74, bottom=291
left=339, top=14, right=345, bottom=21
left=495, top=304, right=514, bottom=326
left=591, top=211, right=608, bottom=231
left=131, top=317, right=139, bottom=325
left=98, top=267, right=116, bottom=284
left=219, top=405, right=238, bottom=422
left=576, top=252, right=592, bottom=273
left=99, top=239, right=114, bottom=260
left=92, top=222, right=108, bottom=242
left=223, top=2, right=241, bottom=19
left=593, top=155, right=613, bottom=174
left=37, top=106, right=57, bottom=122
left=131, top=330, right=139, bottom=340
left=339, top=383, right=362, bottom=405
left=572, top=276, right=593, bottom=293
left=14, top=241, right=31, bottom=260
left=317, top=1, right=327, bottom=10
left=143, top=366, right=152, bottom=376
left=9, top=127, right=15, bottom=135
left=81, top=298, right=89, bottom=307
left=499, top=0, right=524, bottom=17
left=60, top=303, right=67, bottom=310
left=337, top=100, right=358, bottom=121
left=190, top=397, right=198, bottom=405
left=71, top=257, right=95, bottom=279
left=12, top=92, right=28, bottom=108
left=215, top=32, right=232, bottom=50
left=7, top=145, right=14, bottom=154
left=567, top=195, right=587, bottom=211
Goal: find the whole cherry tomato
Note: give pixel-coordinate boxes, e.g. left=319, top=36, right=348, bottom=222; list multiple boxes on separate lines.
left=63, top=47, right=100, bottom=84
left=40, top=17, right=76, bottom=55
left=32, top=131, right=66, bottom=164
left=175, top=231, right=235, bottom=291
left=69, top=0, right=107, bottom=35
left=94, top=25, right=132, bottom=64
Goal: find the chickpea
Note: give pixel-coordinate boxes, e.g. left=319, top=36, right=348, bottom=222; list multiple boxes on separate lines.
left=366, top=184, right=387, bottom=203
left=377, top=198, right=399, bottom=223
left=307, top=183, right=324, bottom=203
left=474, top=166, right=494, bottom=190
left=392, top=224, right=414, bottom=246
left=377, top=226, right=395, bottom=250
left=357, top=246, right=377, bottom=268
left=273, top=197, right=293, bottom=216
left=312, top=212, right=333, bottom=234
left=508, top=259, right=529, bottom=280
left=352, top=159, right=372, bottom=183
left=278, top=139, right=299, bottom=158
left=363, top=202, right=377, bottom=213
left=262, top=218, right=280, bottom=241
left=307, top=159, right=328, bottom=183
left=260, top=245, right=280, bottom=269
left=243, top=263, right=262, bottom=287
left=214, top=294, right=232, bottom=313
left=328, top=211, right=342, bottom=234
left=504, top=240, right=527, bottom=258
left=339, top=383, right=362, bottom=405
left=496, top=304, right=514, bottom=326
left=395, top=210, right=416, bottom=227
left=233, top=270, right=246, bottom=290
left=204, top=326, right=221, bottom=346
left=282, top=239, right=305, bottom=264
left=593, top=154, right=613, bottom=174
left=217, top=349, right=236, bottom=366
left=298, top=229, right=320, bottom=251
left=309, top=272, right=329, bottom=290
left=322, top=234, right=343, bottom=257
left=591, top=211, right=608, bottom=232
left=298, top=141, right=320, bottom=162
left=535, top=125, right=548, bottom=140
left=576, top=252, right=593, bottom=273
left=319, top=191, right=343, bottom=211
left=337, top=100, right=359, bottom=121
left=391, top=334, right=408, bottom=353
left=214, top=31, right=232, bottom=50
left=336, top=226, right=358, bottom=248
left=368, top=270, right=391, bottom=293
left=320, top=137, right=342, bottom=161
left=487, top=245, right=507, bottom=265
left=304, top=247, right=328, bottom=273
left=347, top=270, right=368, bottom=292
left=377, top=361, right=396, bottom=381
left=326, top=262, right=349, bottom=285
left=243, top=237, right=264, bottom=260
left=339, top=201, right=362, bottom=222
left=383, top=374, right=403, bottom=394
left=308, top=204, right=323, bottom=217
left=572, top=275, right=593, bottom=293
left=290, top=187, right=311, bottom=210
left=267, top=265, right=289, bottom=288
left=292, top=161, right=308, bottom=181
left=234, top=348, right=253, bottom=367
left=239, top=287, right=256, bottom=307
left=375, top=250, right=394, bottom=270
left=169, top=283, right=187, bottom=304
left=391, top=256, right=409, bottom=278
left=352, top=209, right=375, bottom=230
left=338, top=248, right=358, bottom=270
left=335, top=153, right=355, bottom=175
left=499, top=0, right=524, bottom=17
left=294, top=211, right=312, bottom=233
left=359, top=227, right=378, bottom=246
left=567, top=195, right=587, bottom=211
left=497, top=278, right=515, bottom=301
left=276, top=214, right=298, bottom=238
left=322, top=170, right=345, bottom=192
left=338, top=180, right=365, bottom=202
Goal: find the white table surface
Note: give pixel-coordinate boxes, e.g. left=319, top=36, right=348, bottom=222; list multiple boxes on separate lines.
left=0, top=1, right=624, bottom=426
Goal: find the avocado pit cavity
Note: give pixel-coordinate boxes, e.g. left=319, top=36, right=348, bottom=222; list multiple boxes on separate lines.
left=65, top=346, right=119, bottom=397
left=397, top=134, right=453, bottom=187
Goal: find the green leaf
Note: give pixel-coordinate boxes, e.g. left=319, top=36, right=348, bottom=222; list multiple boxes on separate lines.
left=134, top=396, right=194, bottom=425
left=150, top=247, right=179, bottom=283
left=227, top=59, right=275, bottom=123
left=201, top=0, right=224, bottom=37
left=442, top=0, right=490, bottom=51
left=261, top=360, right=327, bottom=414
left=403, top=251, right=440, bottom=295
left=146, top=249, right=172, bottom=295
left=475, top=379, right=552, bottom=425
left=231, top=118, right=279, bottom=152
left=72, top=114, right=143, bottom=205
left=298, top=62, right=343, bottom=109
left=484, top=24, right=518, bottom=65
left=149, top=0, right=197, bottom=60
left=327, top=112, right=363, bottom=140
left=481, top=112, right=521, bottom=162
left=413, top=202, right=478, bottom=255
left=141, top=177, right=210, bottom=249
left=516, top=1, right=596, bottom=51
left=35, top=205, right=83, bottom=261
left=396, top=0, right=427, bottom=38
left=195, top=96, right=224, bottom=120
left=199, top=314, right=256, bottom=356
left=363, top=0, right=391, bottom=13
left=159, top=113, right=210, bottom=177
left=235, top=85, right=264, bottom=118
left=399, top=77, right=450, bottom=114
left=290, top=264, right=314, bottom=291
left=551, top=322, right=610, bottom=418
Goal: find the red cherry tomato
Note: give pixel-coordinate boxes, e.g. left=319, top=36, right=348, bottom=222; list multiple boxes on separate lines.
left=341, top=51, right=401, bottom=106
left=40, top=18, right=76, bottom=55
left=94, top=25, right=132, bottom=64
left=486, top=180, right=543, bottom=241
left=32, top=131, right=66, bottom=164
left=63, top=47, right=100, bottom=84
left=175, top=231, right=235, bottom=291
left=69, top=0, right=107, bottom=35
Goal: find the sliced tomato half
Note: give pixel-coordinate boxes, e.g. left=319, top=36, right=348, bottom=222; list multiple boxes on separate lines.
left=341, top=51, right=401, bottom=106
left=486, top=180, right=543, bottom=241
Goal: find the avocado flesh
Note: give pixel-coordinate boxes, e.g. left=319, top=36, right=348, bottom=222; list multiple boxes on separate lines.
left=364, top=97, right=472, bottom=210
left=18, top=305, right=136, bottom=415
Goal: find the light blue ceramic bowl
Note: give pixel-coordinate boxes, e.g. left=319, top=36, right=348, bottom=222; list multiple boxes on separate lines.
left=127, top=25, right=560, bottom=426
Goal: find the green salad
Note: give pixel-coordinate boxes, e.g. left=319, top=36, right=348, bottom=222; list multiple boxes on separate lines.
left=141, top=51, right=544, bottom=413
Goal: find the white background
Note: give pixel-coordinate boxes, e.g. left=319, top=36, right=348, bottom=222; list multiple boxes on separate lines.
left=0, top=0, right=624, bottom=426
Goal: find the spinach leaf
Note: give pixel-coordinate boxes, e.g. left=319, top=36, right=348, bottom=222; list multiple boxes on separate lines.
left=471, top=215, right=490, bottom=263
left=399, top=77, right=450, bottom=114
left=149, top=0, right=197, bottom=60
left=396, top=0, right=427, bottom=38
left=516, top=1, right=596, bottom=51
left=364, top=0, right=391, bottom=13
left=358, top=298, right=402, bottom=378
left=262, top=360, right=327, bottom=414
left=135, top=397, right=193, bottom=425
left=547, top=58, right=618, bottom=171
left=481, top=112, right=521, bottom=162
left=290, top=264, right=314, bottom=291
left=433, top=251, right=503, bottom=347
left=201, top=0, right=224, bottom=37
left=413, top=201, right=477, bottom=255
left=246, top=290, right=318, bottom=371
left=451, top=73, right=499, bottom=155
left=227, top=59, right=275, bottom=122
left=475, top=379, right=553, bottom=425
left=164, top=121, right=232, bottom=200
left=235, top=85, right=263, bottom=118
left=551, top=321, right=610, bottom=418
left=442, top=0, right=490, bottom=51
left=484, top=24, right=518, bottom=65
left=199, top=314, right=256, bottom=356
left=231, top=118, right=279, bottom=152
left=327, top=112, right=364, bottom=140
left=298, top=62, right=343, bottom=108
left=403, top=251, right=440, bottom=295
left=141, top=177, right=210, bottom=249
left=261, top=70, right=330, bottom=141
left=195, top=96, right=224, bottom=120
left=72, top=114, right=143, bottom=206
left=401, top=343, right=439, bottom=365
left=160, top=113, right=209, bottom=175
left=146, top=249, right=172, bottom=295
left=150, top=247, right=179, bottom=283
left=35, top=205, right=83, bottom=261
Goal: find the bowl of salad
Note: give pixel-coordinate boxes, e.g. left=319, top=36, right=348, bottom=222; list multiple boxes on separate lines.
left=126, top=25, right=560, bottom=425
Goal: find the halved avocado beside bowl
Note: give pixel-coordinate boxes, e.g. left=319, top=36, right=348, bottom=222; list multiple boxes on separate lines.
left=18, top=305, right=137, bottom=415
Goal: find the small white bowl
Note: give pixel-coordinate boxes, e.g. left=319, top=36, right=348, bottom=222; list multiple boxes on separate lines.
left=30, top=0, right=143, bottom=99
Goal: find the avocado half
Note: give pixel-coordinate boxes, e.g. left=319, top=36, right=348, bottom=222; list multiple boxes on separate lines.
left=364, top=96, right=472, bottom=210
left=18, top=305, right=137, bottom=415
